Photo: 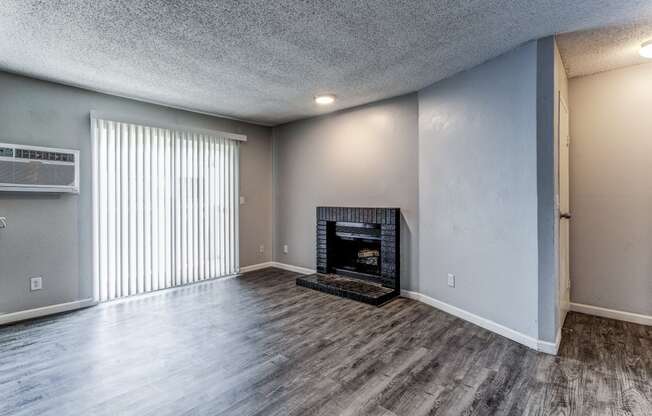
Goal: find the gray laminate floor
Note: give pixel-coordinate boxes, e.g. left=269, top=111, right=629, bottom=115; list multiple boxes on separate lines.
left=1, top=268, right=650, bottom=415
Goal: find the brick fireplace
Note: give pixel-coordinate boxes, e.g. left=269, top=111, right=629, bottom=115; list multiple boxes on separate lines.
left=296, top=207, right=400, bottom=306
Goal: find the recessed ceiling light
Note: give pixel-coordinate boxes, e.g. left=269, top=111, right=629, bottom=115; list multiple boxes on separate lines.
left=640, top=40, right=652, bottom=58
left=314, top=94, right=336, bottom=105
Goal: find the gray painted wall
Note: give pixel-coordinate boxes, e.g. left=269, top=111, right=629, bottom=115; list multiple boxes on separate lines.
left=536, top=37, right=560, bottom=344
left=418, top=42, right=540, bottom=338
left=0, top=71, right=272, bottom=315
left=271, top=41, right=559, bottom=342
left=569, top=63, right=652, bottom=316
left=1, top=40, right=562, bottom=345
left=272, top=94, right=419, bottom=290
left=533, top=37, right=569, bottom=344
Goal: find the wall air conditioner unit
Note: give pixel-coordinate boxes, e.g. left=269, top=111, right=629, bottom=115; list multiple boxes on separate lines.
left=0, top=143, right=80, bottom=193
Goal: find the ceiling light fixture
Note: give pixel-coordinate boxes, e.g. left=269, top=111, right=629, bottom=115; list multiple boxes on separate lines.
left=314, top=94, right=336, bottom=105
left=639, top=40, right=652, bottom=58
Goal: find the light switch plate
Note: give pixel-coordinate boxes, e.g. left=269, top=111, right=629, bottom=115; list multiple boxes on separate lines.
left=447, top=273, right=455, bottom=288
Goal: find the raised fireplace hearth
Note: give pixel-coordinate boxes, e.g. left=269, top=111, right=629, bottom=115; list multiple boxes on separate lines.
left=296, top=207, right=400, bottom=306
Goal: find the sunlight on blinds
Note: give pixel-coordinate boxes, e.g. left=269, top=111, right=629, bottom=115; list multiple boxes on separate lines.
left=91, top=117, right=239, bottom=302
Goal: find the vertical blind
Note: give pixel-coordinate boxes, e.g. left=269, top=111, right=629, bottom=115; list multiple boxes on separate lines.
left=91, top=116, right=240, bottom=302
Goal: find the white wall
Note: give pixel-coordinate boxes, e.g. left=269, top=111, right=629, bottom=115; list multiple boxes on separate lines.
left=569, top=62, right=652, bottom=317
left=0, top=71, right=273, bottom=315
left=418, top=42, right=540, bottom=339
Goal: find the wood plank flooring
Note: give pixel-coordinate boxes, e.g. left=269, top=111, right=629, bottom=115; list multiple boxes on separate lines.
left=1, top=267, right=650, bottom=415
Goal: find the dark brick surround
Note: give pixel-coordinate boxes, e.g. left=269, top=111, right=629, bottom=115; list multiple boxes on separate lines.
left=297, top=207, right=400, bottom=305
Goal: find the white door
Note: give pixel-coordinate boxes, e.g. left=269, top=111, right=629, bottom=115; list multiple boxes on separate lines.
left=559, top=95, right=571, bottom=326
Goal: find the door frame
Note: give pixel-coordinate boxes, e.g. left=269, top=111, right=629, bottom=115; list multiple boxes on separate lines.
left=557, top=93, right=571, bottom=328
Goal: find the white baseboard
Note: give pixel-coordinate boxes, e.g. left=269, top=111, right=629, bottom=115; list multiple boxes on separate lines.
left=401, top=289, right=561, bottom=354
left=401, top=290, right=540, bottom=351
left=239, top=261, right=314, bottom=275
left=537, top=327, right=562, bottom=355
left=239, top=262, right=275, bottom=273
left=270, top=262, right=315, bottom=275
left=1, top=273, right=245, bottom=325
left=0, top=298, right=97, bottom=326
left=239, top=263, right=564, bottom=353
left=570, top=302, right=652, bottom=326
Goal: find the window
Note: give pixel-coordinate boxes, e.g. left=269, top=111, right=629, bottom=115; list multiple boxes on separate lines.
left=91, top=115, right=240, bottom=302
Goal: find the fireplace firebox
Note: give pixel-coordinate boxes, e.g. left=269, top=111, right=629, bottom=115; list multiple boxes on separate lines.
left=296, top=207, right=400, bottom=306
left=333, top=222, right=381, bottom=278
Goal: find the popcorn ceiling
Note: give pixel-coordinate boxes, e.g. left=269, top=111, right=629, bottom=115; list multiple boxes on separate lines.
left=1, top=0, right=650, bottom=125
left=557, top=19, right=652, bottom=78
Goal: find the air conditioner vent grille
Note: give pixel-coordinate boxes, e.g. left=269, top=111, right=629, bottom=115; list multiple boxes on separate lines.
left=13, top=148, right=75, bottom=162
left=0, top=143, right=79, bottom=193
left=0, top=161, right=76, bottom=186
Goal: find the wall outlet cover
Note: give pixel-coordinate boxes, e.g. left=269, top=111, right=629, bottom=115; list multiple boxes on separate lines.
left=30, top=276, right=43, bottom=291
left=283, top=245, right=288, bottom=254
left=259, top=244, right=265, bottom=253
left=239, top=196, right=246, bottom=205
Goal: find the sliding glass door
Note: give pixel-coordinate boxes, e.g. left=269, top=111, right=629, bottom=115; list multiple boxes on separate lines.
left=91, top=116, right=239, bottom=302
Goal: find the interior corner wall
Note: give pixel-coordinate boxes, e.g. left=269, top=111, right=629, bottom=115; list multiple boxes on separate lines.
left=0, top=71, right=273, bottom=315
left=271, top=94, right=419, bottom=290
left=569, top=62, right=652, bottom=317
left=418, top=41, right=541, bottom=339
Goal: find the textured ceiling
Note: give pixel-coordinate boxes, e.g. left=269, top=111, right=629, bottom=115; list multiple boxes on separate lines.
left=557, top=19, right=652, bottom=78
left=1, top=1, right=652, bottom=125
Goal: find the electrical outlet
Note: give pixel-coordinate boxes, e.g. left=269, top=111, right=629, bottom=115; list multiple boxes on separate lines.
left=283, top=244, right=288, bottom=254
left=239, top=196, right=246, bottom=205
left=447, top=273, right=455, bottom=288
left=30, top=276, right=43, bottom=291
left=259, top=244, right=265, bottom=254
